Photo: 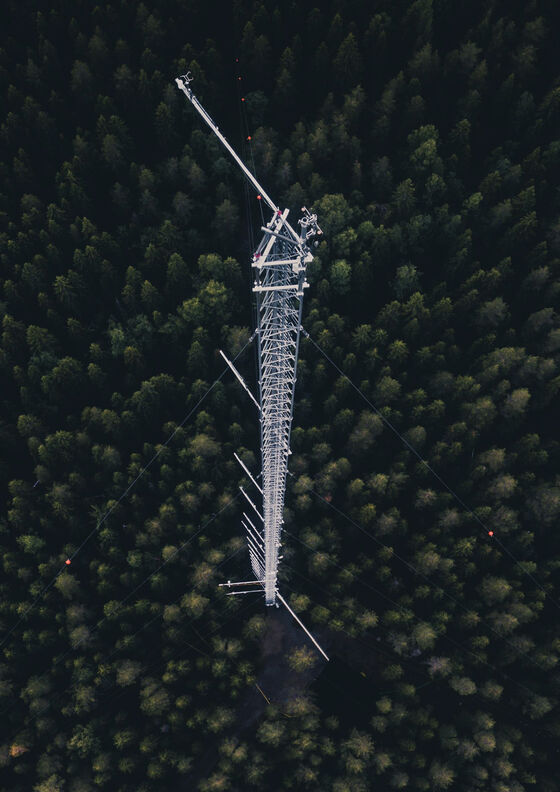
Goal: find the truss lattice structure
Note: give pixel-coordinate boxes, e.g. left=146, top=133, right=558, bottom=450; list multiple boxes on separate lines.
left=175, top=73, right=321, bottom=610
left=252, top=208, right=315, bottom=602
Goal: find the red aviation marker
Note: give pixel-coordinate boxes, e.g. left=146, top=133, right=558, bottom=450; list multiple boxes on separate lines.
left=257, top=194, right=262, bottom=200
left=65, top=558, right=71, bottom=565
left=488, top=531, right=494, bottom=537
left=247, top=135, right=252, bottom=140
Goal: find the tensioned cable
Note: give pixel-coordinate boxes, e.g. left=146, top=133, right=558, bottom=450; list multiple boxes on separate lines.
left=282, top=539, right=543, bottom=698
left=280, top=570, right=435, bottom=679
left=5, top=544, right=252, bottom=726
left=280, top=572, right=434, bottom=680
left=302, top=328, right=560, bottom=612
left=88, top=595, right=259, bottom=732
left=25, top=491, right=244, bottom=682
left=91, top=543, right=246, bottom=673
left=234, top=58, right=256, bottom=257
left=281, top=570, right=554, bottom=731
left=233, top=57, right=261, bottom=369
left=17, top=584, right=255, bottom=731
left=0, top=334, right=255, bottom=650
left=278, top=578, right=439, bottom=726
left=278, top=576, right=440, bottom=719
left=57, top=577, right=254, bottom=725
left=298, top=485, right=555, bottom=676
left=282, top=556, right=545, bottom=704
left=235, top=60, right=265, bottom=228
left=0, top=499, right=245, bottom=721
left=283, top=521, right=421, bottom=621
left=248, top=141, right=265, bottom=227
left=240, top=109, right=265, bottom=226
left=286, top=531, right=559, bottom=717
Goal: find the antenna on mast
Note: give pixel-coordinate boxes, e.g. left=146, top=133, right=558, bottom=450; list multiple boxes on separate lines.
left=176, top=73, right=327, bottom=660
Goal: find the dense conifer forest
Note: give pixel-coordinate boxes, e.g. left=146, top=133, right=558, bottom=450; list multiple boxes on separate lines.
left=1, top=0, right=560, bottom=789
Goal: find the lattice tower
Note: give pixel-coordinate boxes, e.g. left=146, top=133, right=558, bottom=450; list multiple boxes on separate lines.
left=176, top=73, right=321, bottom=607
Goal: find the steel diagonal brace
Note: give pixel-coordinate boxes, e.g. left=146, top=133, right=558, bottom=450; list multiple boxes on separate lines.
left=253, top=210, right=290, bottom=269
left=260, top=226, right=303, bottom=248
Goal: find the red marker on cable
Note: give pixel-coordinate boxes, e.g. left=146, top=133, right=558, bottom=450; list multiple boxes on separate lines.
left=488, top=531, right=494, bottom=537
left=65, top=559, right=71, bottom=565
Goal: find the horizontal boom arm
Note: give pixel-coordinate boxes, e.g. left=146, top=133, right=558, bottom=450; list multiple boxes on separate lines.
left=175, top=73, right=279, bottom=214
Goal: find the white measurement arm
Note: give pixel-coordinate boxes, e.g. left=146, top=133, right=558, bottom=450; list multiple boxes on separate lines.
left=176, top=75, right=279, bottom=215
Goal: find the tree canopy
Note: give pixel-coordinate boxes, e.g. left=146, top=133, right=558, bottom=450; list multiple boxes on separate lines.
left=1, top=1, right=560, bottom=790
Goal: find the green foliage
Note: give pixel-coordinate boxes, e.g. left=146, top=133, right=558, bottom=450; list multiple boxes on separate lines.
left=286, top=646, right=316, bottom=672
left=0, top=2, right=559, bottom=791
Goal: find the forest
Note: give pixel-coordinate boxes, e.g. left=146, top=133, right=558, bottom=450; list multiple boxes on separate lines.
left=1, top=0, right=560, bottom=789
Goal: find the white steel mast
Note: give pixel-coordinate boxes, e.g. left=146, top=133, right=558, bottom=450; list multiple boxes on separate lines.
left=176, top=74, right=326, bottom=657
